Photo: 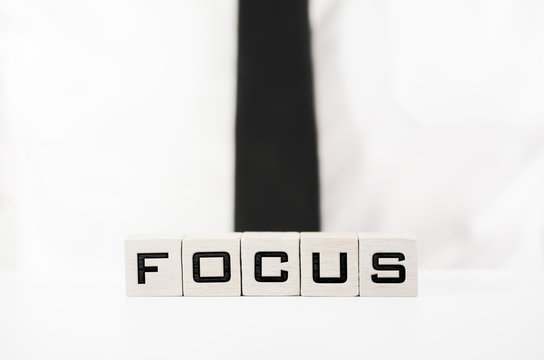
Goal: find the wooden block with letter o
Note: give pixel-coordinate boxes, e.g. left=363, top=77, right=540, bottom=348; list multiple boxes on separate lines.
left=300, top=232, right=359, bottom=296
left=125, top=234, right=183, bottom=296
left=359, top=233, right=418, bottom=297
left=241, top=232, right=300, bottom=296
left=182, top=233, right=242, bottom=296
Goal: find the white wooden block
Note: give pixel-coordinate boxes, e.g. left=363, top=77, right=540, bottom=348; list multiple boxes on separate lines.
left=125, top=234, right=183, bottom=296
left=241, top=232, right=300, bottom=296
left=300, top=232, right=359, bottom=296
left=359, top=233, right=418, bottom=297
left=182, top=233, right=241, bottom=296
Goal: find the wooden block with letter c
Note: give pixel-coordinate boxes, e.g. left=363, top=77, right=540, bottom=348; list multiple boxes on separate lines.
left=241, top=232, right=300, bottom=296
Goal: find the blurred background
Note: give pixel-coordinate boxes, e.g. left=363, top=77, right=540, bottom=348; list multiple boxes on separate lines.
left=1, top=0, right=543, bottom=275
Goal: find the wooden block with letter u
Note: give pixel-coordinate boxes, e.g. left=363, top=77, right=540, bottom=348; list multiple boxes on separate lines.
left=359, top=233, right=418, bottom=297
left=300, top=232, right=359, bottom=296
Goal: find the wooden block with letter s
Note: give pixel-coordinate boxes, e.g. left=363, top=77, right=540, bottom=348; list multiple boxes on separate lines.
left=359, top=233, right=418, bottom=297
left=125, top=234, right=184, bottom=296
left=182, top=233, right=242, bottom=296
left=241, top=232, right=300, bottom=296
left=300, top=232, right=359, bottom=296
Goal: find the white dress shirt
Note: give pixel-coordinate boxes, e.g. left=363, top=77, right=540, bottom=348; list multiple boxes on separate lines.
left=0, top=0, right=543, bottom=273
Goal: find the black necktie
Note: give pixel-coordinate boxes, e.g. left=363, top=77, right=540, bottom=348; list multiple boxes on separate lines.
left=235, top=0, right=320, bottom=231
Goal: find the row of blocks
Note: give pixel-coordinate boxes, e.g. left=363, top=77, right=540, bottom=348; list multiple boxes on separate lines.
left=125, top=232, right=418, bottom=297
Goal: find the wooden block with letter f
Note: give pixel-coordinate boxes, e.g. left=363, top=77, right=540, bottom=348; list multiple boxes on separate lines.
left=300, top=232, right=359, bottom=296
left=125, top=234, right=184, bottom=296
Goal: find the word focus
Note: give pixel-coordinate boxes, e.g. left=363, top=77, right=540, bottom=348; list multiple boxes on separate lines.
left=125, top=232, right=418, bottom=297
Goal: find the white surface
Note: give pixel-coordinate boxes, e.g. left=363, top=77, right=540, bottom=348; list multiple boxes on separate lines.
left=0, top=270, right=542, bottom=360
left=1, top=0, right=544, bottom=274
